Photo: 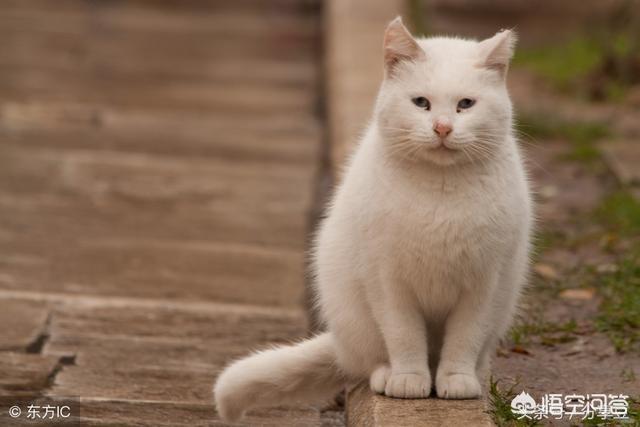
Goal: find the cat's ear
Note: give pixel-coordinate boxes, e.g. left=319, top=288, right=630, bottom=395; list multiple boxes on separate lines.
left=383, top=17, right=425, bottom=77
left=478, top=29, right=517, bottom=77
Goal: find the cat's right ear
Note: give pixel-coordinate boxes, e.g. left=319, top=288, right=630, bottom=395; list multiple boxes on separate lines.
left=383, top=17, right=425, bottom=77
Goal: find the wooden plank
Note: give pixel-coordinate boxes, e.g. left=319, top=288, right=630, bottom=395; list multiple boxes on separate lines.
left=0, top=234, right=307, bottom=306
left=43, top=304, right=306, bottom=402
left=0, top=144, right=315, bottom=258
left=0, top=5, right=318, bottom=39
left=0, top=300, right=49, bottom=351
left=0, top=69, right=315, bottom=112
left=0, top=352, right=60, bottom=393
left=0, top=0, right=326, bottom=424
left=46, top=304, right=305, bottom=344
left=0, top=197, right=309, bottom=253
left=0, top=60, right=316, bottom=88
left=0, top=102, right=320, bottom=163
left=74, top=400, right=341, bottom=427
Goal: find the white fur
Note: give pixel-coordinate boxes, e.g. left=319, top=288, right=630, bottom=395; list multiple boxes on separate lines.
left=214, top=18, right=532, bottom=421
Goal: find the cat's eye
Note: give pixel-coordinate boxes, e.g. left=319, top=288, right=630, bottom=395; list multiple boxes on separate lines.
left=412, top=97, right=431, bottom=110
left=457, top=98, right=476, bottom=111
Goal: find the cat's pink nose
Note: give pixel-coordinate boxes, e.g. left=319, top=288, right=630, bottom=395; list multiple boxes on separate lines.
left=433, top=121, right=453, bottom=137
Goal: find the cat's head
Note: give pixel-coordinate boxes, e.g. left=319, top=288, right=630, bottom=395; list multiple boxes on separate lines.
left=375, top=17, right=516, bottom=166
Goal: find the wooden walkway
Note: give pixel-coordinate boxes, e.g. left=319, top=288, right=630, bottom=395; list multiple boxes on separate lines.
left=0, top=1, right=338, bottom=425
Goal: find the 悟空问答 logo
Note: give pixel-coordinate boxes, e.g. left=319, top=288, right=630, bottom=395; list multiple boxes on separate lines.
left=511, top=391, right=537, bottom=419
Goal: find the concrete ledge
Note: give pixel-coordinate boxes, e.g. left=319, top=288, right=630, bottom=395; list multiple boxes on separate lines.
left=324, top=0, right=405, bottom=177
left=347, top=382, right=493, bottom=426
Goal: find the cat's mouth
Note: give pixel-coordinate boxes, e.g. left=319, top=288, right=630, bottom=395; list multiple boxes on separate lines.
left=431, top=140, right=458, bottom=152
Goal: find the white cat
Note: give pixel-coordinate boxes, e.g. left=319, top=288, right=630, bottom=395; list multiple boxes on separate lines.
left=214, top=17, right=532, bottom=422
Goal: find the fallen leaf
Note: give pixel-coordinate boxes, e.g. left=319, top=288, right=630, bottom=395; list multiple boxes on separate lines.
left=559, top=288, right=596, bottom=301
left=596, top=263, right=618, bottom=274
left=563, top=338, right=585, bottom=356
left=533, top=263, right=560, bottom=281
left=496, top=347, right=510, bottom=358
left=511, top=345, right=532, bottom=356
left=540, top=185, right=558, bottom=199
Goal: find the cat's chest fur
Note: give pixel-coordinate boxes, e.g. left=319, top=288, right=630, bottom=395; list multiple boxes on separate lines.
left=377, top=182, right=504, bottom=270
left=353, top=154, right=516, bottom=296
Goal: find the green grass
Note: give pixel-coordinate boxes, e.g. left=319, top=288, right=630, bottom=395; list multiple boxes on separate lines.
left=517, top=113, right=610, bottom=164
left=592, top=190, right=640, bottom=352
left=621, top=367, right=636, bottom=383
left=514, top=31, right=639, bottom=102
left=509, top=318, right=577, bottom=347
left=489, top=378, right=640, bottom=426
left=517, top=114, right=610, bottom=144
left=532, top=229, right=566, bottom=260
left=487, top=378, right=640, bottom=427
left=596, top=190, right=640, bottom=235
left=594, top=249, right=640, bottom=352
left=488, top=379, right=541, bottom=427
left=514, top=38, right=604, bottom=94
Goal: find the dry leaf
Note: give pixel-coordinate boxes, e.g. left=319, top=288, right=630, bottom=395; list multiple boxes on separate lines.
left=596, top=263, right=618, bottom=274
left=559, top=288, right=596, bottom=301
left=540, top=185, right=558, bottom=199
left=511, top=345, right=532, bottom=356
left=496, top=347, right=510, bottom=358
left=533, top=263, right=560, bottom=281
left=563, top=338, right=585, bottom=356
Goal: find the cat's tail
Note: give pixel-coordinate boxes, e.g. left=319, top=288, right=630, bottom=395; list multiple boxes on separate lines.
left=213, top=332, right=344, bottom=422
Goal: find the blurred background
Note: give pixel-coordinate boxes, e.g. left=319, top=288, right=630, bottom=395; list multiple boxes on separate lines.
left=0, top=0, right=637, bottom=425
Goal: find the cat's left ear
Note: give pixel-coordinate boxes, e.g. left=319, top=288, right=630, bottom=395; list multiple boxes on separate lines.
left=478, top=29, right=517, bottom=77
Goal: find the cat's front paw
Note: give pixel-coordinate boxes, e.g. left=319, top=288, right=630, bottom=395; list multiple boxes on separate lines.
left=382, top=371, right=431, bottom=399
left=369, top=365, right=391, bottom=394
left=436, top=372, right=481, bottom=399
